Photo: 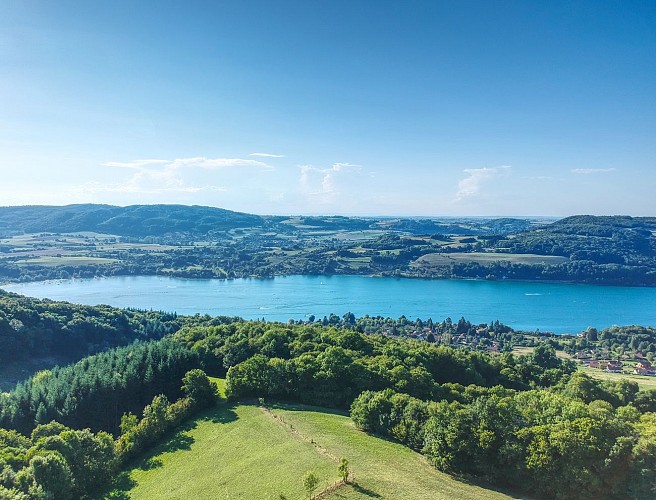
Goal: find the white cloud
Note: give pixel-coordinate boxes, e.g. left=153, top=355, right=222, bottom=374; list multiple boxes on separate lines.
left=299, top=162, right=362, bottom=202
left=103, top=159, right=169, bottom=169
left=75, top=181, right=227, bottom=195
left=572, top=168, right=616, bottom=174
left=166, top=157, right=272, bottom=170
left=455, top=166, right=511, bottom=201
left=99, top=156, right=272, bottom=195
left=249, top=152, right=285, bottom=158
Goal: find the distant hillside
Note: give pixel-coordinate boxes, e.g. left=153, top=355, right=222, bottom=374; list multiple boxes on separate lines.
left=493, top=215, right=656, bottom=264
left=0, top=204, right=538, bottom=239
left=0, top=204, right=266, bottom=237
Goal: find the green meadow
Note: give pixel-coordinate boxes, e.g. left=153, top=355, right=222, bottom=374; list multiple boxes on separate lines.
left=107, top=385, right=517, bottom=499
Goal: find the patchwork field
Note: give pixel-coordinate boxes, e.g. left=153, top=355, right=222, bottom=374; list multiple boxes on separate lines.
left=107, top=398, right=517, bottom=499
left=412, top=252, right=569, bottom=269
left=580, top=365, right=656, bottom=391
left=15, top=256, right=117, bottom=267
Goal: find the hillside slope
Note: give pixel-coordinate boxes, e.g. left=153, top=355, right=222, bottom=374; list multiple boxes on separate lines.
left=109, top=401, right=517, bottom=499
left=0, top=204, right=265, bottom=237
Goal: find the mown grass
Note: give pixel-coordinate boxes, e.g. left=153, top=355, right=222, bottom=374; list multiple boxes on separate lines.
left=108, top=404, right=337, bottom=500
left=579, top=365, right=656, bottom=391
left=413, top=252, right=568, bottom=268
left=272, top=404, right=518, bottom=500
left=15, top=256, right=117, bottom=267
left=107, top=393, right=518, bottom=499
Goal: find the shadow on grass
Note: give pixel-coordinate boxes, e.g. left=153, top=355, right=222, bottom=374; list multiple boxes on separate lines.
left=134, top=402, right=240, bottom=469
left=449, top=472, right=526, bottom=499
left=351, top=482, right=382, bottom=498
left=266, top=400, right=349, bottom=416
left=200, top=401, right=240, bottom=424
left=138, top=457, right=163, bottom=470
left=100, top=401, right=240, bottom=498
left=102, top=471, right=136, bottom=499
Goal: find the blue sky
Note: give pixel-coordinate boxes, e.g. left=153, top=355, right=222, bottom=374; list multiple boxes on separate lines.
left=1, top=0, right=654, bottom=216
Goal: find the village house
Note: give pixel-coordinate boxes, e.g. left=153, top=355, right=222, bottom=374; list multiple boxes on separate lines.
left=633, top=359, right=656, bottom=376
left=606, top=360, right=623, bottom=373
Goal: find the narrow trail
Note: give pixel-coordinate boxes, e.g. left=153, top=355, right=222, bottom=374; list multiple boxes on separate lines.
left=259, top=405, right=353, bottom=498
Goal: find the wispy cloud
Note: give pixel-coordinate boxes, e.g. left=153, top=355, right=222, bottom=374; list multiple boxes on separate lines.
left=571, top=168, right=616, bottom=174
left=455, top=166, right=511, bottom=201
left=104, top=157, right=272, bottom=171
left=76, top=182, right=227, bottom=195
left=99, top=156, right=272, bottom=195
left=103, top=159, right=169, bottom=169
left=300, top=162, right=362, bottom=201
left=250, top=152, right=285, bottom=158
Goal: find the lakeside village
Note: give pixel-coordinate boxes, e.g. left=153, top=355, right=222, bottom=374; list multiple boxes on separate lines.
left=574, top=350, right=656, bottom=376
left=343, top=315, right=656, bottom=377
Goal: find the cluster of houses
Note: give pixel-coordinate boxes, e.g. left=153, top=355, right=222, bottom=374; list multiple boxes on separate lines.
left=580, top=356, right=655, bottom=376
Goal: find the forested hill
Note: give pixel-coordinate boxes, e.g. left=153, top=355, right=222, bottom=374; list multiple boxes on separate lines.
left=0, top=204, right=537, bottom=238
left=2, top=206, right=655, bottom=285
left=491, top=214, right=656, bottom=264
left=0, top=204, right=266, bottom=237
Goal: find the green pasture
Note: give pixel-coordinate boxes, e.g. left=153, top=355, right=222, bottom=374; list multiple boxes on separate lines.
left=108, top=395, right=517, bottom=499
left=15, top=256, right=117, bottom=267
left=579, top=365, right=656, bottom=391
left=413, top=252, right=569, bottom=268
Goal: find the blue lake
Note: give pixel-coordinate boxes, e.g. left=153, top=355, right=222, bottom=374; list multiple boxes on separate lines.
left=2, top=275, right=656, bottom=334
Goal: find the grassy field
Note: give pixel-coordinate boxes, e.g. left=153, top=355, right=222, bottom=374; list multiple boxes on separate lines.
left=579, top=365, right=656, bottom=391
left=413, top=252, right=568, bottom=269
left=511, top=351, right=656, bottom=390
left=273, top=405, right=517, bottom=500
left=15, top=256, right=117, bottom=267
left=511, top=346, right=571, bottom=360
left=108, top=397, right=518, bottom=499
left=112, top=404, right=338, bottom=500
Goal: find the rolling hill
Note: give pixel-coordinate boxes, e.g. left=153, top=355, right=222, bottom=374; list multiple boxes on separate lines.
left=0, top=204, right=266, bottom=238
left=107, top=398, right=518, bottom=499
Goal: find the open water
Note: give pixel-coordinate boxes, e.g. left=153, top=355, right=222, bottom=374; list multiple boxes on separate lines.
left=3, top=275, right=656, bottom=334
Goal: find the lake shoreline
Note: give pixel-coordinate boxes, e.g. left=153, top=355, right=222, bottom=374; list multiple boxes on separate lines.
left=3, top=274, right=656, bottom=334
left=2, top=270, right=654, bottom=289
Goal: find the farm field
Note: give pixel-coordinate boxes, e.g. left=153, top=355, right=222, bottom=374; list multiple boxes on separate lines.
left=108, top=399, right=517, bottom=499
left=14, top=256, right=117, bottom=267
left=580, top=365, right=656, bottom=391
left=511, top=346, right=572, bottom=360
left=412, top=252, right=569, bottom=269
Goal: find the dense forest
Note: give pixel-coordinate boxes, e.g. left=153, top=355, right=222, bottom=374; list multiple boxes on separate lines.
left=0, top=290, right=182, bottom=366
left=0, top=294, right=655, bottom=498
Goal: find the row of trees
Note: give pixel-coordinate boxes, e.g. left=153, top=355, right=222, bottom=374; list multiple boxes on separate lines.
left=0, top=369, right=218, bottom=499
left=172, top=322, right=577, bottom=408
left=0, top=339, right=200, bottom=435
left=350, top=386, right=655, bottom=499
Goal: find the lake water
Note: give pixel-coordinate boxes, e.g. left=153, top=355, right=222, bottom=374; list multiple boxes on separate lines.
left=2, top=275, right=656, bottom=334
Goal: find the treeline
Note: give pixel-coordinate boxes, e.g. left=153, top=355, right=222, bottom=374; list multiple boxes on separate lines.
left=0, top=290, right=183, bottom=367
left=0, top=369, right=217, bottom=499
left=0, top=339, right=199, bottom=436
left=476, top=215, right=656, bottom=286
left=0, top=204, right=266, bottom=238
left=452, top=260, right=656, bottom=286
left=351, top=380, right=655, bottom=499
left=296, top=312, right=514, bottom=349
left=172, top=322, right=576, bottom=408
left=493, top=215, right=656, bottom=265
